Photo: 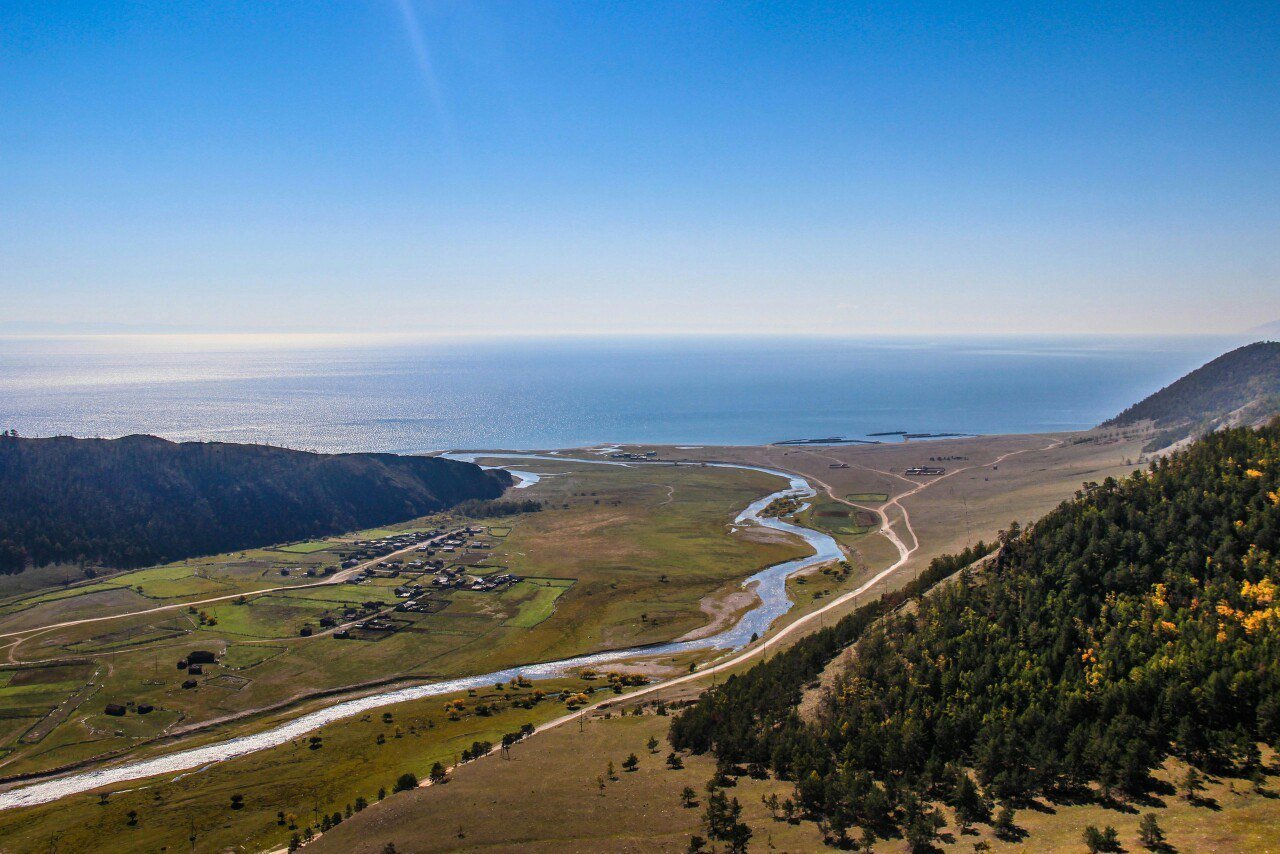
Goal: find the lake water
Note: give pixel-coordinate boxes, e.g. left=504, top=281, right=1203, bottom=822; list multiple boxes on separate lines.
left=0, top=334, right=1241, bottom=452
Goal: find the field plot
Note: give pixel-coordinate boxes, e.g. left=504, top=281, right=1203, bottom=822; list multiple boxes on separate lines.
left=0, top=663, right=97, bottom=753
left=202, top=597, right=332, bottom=638
left=271, top=540, right=334, bottom=554
left=65, top=620, right=189, bottom=653
left=220, top=644, right=286, bottom=669
left=802, top=498, right=876, bottom=535
left=0, top=581, right=126, bottom=616
left=127, top=564, right=238, bottom=599
left=275, top=584, right=400, bottom=606
left=504, top=578, right=575, bottom=628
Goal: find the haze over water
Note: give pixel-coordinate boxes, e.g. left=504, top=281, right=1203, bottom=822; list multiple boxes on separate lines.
left=0, top=335, right=1239, bottom=453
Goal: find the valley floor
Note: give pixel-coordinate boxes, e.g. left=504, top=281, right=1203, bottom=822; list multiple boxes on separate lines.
left=5, top=427, right=1253, bottom=853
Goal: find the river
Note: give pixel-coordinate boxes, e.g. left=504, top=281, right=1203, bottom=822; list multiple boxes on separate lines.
left=0, top=454, right=840, bottom=810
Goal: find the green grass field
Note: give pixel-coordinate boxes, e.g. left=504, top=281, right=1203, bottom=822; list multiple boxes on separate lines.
left=504, top=578, right=575, bottom=628
left=271, top=540, right=335, bottom=554
left=846, top=491, right=890, bottom=502
left=797, top=498, right=876, bottom=545
left=0, top=679, right=611, bottom=854
left=220, top=644, right=287, bottom=669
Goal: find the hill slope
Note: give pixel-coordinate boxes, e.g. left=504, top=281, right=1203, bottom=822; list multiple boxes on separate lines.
left=1102, top=341, right=1280, bottom=450
left=673, top=421, right=1280, bottom=843
left=0, top=434, right=511, bottom=573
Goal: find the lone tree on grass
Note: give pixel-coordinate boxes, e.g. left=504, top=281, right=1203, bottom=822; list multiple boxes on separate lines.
left=1138, top=813, right=1165, bottom=849
left=393, top=772, right=418, bottom=792
left=681, top=786, right=698, bottom=808
left=666, top=752, right=684, bottom=770
left=1181, top=766, right=1205, bottom=802
left=622, top=753, right=639, bottom=772
left=429, top=762, right=447, bottom=784
left=647, top=735, right=660, bottom=753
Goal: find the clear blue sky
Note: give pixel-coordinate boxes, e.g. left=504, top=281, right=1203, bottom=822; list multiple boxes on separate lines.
left=2, top=2, right=1277, bottom=335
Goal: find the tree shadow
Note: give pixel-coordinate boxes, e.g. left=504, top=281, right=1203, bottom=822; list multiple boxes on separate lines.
left=994, top=823, right=1029, bottom=844
left=1186, top=794, right=1222, bottom=812
left=1127, top=791, right=1167, bottom=809
left=1099, top=795, right=1138, bottom=815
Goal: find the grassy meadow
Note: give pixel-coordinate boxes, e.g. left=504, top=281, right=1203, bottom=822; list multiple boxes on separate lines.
left=0, top=677, right=620, bottom=854
left=0, top=459, right=804, bottom=784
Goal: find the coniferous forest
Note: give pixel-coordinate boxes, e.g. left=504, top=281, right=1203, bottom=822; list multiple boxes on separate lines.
left=671, top=422, right=1280, bottom=845
left=0, top=433, right=511, bottom=574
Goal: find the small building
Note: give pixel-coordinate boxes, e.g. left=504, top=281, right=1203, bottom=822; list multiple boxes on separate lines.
left=904, top=466, right=946, bottom=476
left=104, top=703, right=126, bottom=717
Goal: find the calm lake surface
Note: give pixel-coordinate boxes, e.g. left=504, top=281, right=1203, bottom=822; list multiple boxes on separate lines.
left=0, top=334, right=1240, bottom=452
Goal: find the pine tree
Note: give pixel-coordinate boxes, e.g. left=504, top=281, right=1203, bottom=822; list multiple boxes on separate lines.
left=1138, top=813, right=1164, bottom=849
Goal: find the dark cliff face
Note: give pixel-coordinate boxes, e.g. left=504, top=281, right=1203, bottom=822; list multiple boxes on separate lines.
left=0, top=434, right=512, bottom=573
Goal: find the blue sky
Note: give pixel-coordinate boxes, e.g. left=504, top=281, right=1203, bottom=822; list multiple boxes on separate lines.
left=2, top=2, right=1277, bottom=335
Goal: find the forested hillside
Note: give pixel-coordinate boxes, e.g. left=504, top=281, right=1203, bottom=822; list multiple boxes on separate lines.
left=672, top=422, right=1280, bottom=845
left=1103, top=341, right=1280, bottom=450
left=0, top=433, right=511, bottom=573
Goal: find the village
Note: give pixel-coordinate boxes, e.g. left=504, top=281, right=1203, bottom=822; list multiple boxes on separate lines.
left=332, top=527, right=522, bottom=634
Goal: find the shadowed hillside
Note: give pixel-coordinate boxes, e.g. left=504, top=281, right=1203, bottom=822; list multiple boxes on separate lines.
left=0, top=433, right=511, bottom=573
left=1102, top=341, right=1280, bottom=451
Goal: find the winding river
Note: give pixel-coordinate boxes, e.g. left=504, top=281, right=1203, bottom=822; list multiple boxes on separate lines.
left=0, top=454, right=840, bottom=811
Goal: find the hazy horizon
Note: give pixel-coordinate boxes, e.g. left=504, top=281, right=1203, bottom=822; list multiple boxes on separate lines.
left=3, top=2, right=1278, bottom=336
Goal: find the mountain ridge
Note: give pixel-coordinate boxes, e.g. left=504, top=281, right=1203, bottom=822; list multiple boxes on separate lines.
left=0, top=433, right=512, bottom=573
left=1100, top=341, right=1280, bottom=450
